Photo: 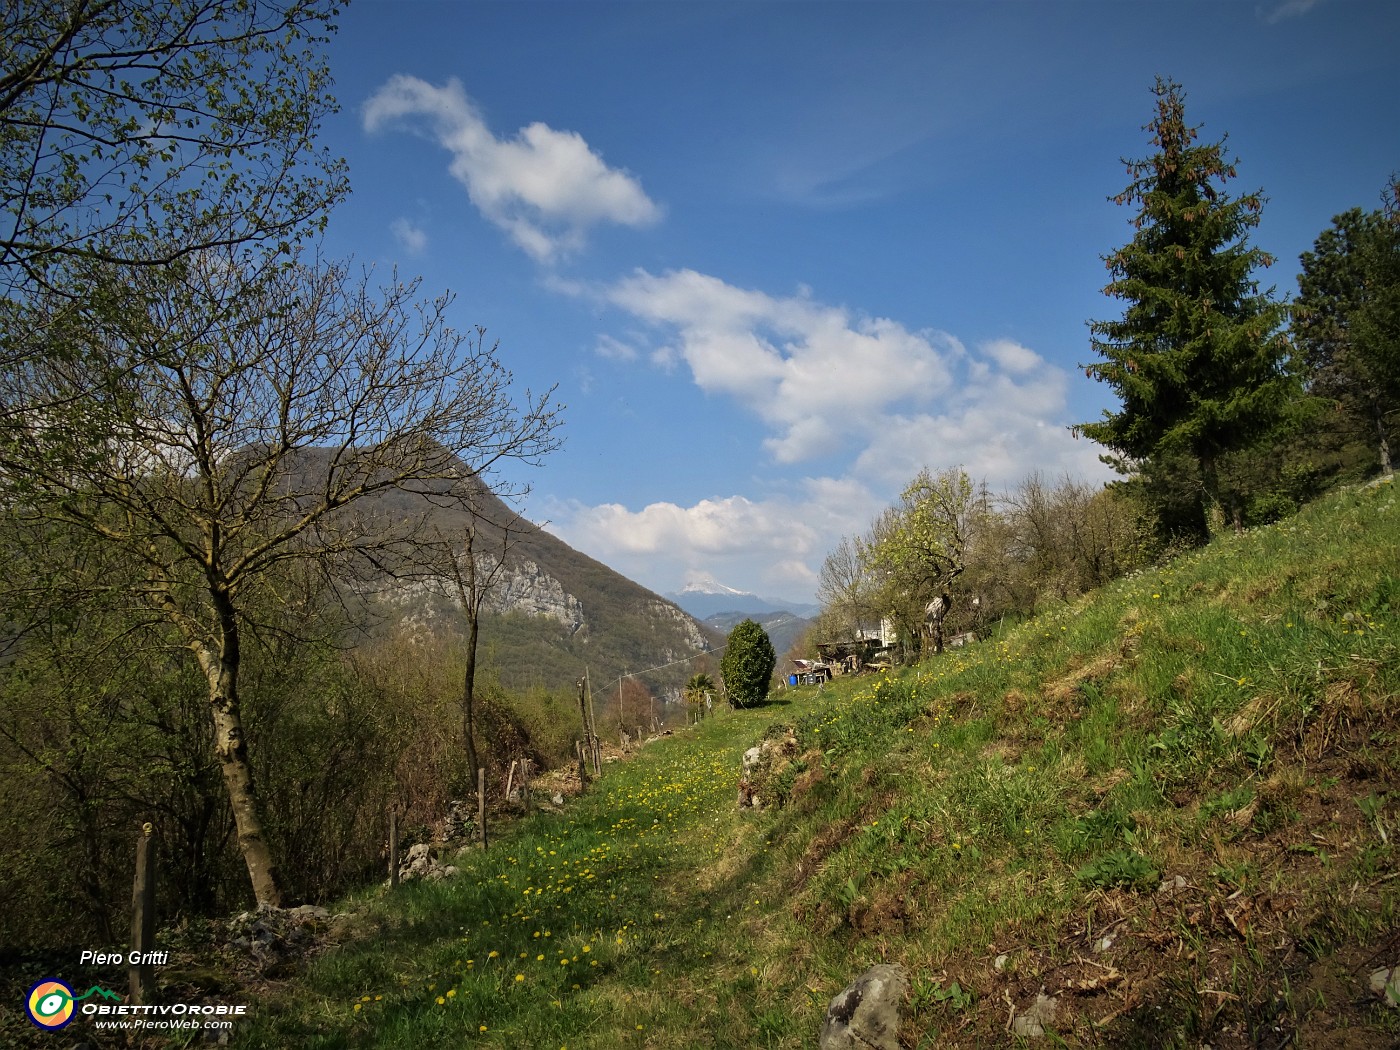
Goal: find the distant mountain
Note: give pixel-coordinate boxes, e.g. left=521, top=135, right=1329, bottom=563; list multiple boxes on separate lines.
left=666, top=571, right=820, bottom=620
left=288, top=451, right=724, bottom=699
left=701, top=609, right=814, bottom=662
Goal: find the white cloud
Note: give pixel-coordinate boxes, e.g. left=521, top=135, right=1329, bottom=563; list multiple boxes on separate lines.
left=547, top=270, right=1119, bottom=602
left=593, top=333, right=639, bottom=362
left=558, top=494, right=817, bottom=558
left=1261, top=0, right=1321, bottom=23
left=542, top=490, right=834, bottom=602
left=364, top=75, right=661, bottom=263
left=541, top=473, right=894, bottom=605
left=389, top=218, right=427, bottom=254
left=594, top=268, right=1105, bottom=488
left=603, top=268, right=956, bottom=464
left=851, top=339, right=1112, bottom=491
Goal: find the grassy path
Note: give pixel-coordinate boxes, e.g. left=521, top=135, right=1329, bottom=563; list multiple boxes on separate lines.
left=236, top=708, right=795, bottom=1048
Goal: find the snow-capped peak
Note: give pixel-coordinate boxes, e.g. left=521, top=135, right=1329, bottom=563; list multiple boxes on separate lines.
left=678, top=570, right=752, bottom=598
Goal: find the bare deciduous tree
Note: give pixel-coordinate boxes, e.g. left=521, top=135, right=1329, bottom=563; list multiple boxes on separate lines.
left=424, top=506, right=530, bottom=784
left=816, top=535, right=877, bottom=641
left=1, top=0, right=345, bottom=293
left=0, top=250, right=562, bottom=906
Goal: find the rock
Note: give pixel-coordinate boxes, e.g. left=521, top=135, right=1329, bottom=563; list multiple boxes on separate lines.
left=225, top=903, right=351, bottom=971
left=488, top=558, right=585, bottom=631
left=1157, top=874, right=1188, bottom=897
left=818, top=963, right=910, bottom=1050
left=395, top=842, right=460, bottom=883
left=737, top=731, right=799, bottom=811
left=1370, top=967, right=1400, bottom=1008
left=1012, top=992, right=1058, bottom=1038
left=552, top=793, right=565, bottom=805
left=398, top=842, right=434, bottom=881
left=441, top=799, right=476, bottom=842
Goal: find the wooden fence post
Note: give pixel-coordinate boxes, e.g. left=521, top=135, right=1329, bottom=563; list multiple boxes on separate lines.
left=477, top=767, right=488, bottom=850
left=129, top=823, right=156, bottom=1006
left=585, top=671, right=601, bottom=776
left=388, top=809, right=400, bottom=890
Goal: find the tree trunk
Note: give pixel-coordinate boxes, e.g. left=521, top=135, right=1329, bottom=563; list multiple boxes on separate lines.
left=1374, top=401, right=1394, bottom=475
left=462, top=612, right=481, bottom=783
left=1199, top=452, right=1220, bottom=539
left=195, top=602, right=283, bottom=908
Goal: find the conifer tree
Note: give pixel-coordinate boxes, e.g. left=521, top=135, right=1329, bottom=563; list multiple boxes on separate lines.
left=1293, top=203, right=1396, bottom=476
left=1075, top=77, right=1292, bottom=540
left=720, top=619, right=776, bottom=708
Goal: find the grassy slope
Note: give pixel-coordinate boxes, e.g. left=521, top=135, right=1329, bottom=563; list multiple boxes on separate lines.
left=234, top=481, right=1399, bottom=1049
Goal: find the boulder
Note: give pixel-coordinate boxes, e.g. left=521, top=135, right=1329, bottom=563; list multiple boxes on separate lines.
left=818, top=963, right=910, bottom=1050
left=1012, top=992, right=1059, bottom=1038
left=396, top=842, right=458, bottom=883
left=225, top=902, right=352, bottom=972
left=1370, top=966, right=1400, bottom=1008
left=737, top=730, right=798, bottom=810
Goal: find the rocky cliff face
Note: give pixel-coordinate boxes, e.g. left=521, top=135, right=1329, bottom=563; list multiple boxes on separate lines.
left=483, top=558, right=585, bottom=633
left=644, top=598, right=711, bottom=658
left=374, top=557, right=585, bottom=633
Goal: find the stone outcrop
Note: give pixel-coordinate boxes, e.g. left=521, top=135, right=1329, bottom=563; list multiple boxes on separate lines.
left=737, top=730, right=799, bottom=810
left=644, top=598, right=711, bottom=656
left=396, top=843, right=459, bottom=883
left=226, top=903, right=355, bottom=973
left=484, top=558, right=585, bottom=632
left=818, top=963, right=910, bottom=1050
left=375, top=557, right=586, bottom=634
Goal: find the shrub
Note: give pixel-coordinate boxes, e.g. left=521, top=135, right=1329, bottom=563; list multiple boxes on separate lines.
left=721, top=619, right=777, bottom=708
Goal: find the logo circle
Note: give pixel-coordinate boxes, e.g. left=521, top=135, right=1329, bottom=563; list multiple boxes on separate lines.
left=26, top=979, right=76, bottom=1030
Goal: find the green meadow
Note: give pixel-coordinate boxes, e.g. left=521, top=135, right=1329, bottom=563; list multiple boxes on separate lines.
left=234, top=480, right=1399, bottom=1048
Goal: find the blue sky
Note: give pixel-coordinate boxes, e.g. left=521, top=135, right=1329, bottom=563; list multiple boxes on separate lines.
left=318, top=0, right=1398, bottom=604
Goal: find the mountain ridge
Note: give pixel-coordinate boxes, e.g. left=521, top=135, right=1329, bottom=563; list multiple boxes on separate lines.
left=666, top=573, right=819, bottom=621
left=284, top=449, right=724, bottom=698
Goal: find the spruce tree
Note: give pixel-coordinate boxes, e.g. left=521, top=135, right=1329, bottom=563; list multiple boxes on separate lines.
left=1293, top=205, right=1396, bottom=476
left=1075, top=78, right=1292, bottom=540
